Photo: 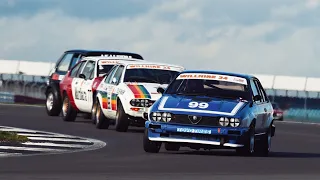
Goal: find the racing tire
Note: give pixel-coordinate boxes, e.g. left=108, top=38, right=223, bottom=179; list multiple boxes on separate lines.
left=236, top=123, right=255, bottom=156
left=61, top=95, right=77, bottom=122
left=143, top=129, right=161, bottom=153
left=255, top=124, right=272, bottom=157
left=45, top=89, right=61, bottom=116
left=95, top=100, right=110, bottom=129
left=91, top=99, right=98, bottom=124
left=164, top=143, right=180, bottom=151
left=115, top=101, right=130, bottom=132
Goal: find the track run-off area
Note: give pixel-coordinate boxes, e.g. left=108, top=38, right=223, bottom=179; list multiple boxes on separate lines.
left=0, top=104, right=320, bottom=180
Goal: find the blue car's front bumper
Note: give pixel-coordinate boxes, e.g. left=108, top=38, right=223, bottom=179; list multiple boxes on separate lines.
left=145, top=121, right=250, bottom=148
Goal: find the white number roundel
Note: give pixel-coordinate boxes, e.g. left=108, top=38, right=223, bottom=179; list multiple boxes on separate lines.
left=188, top=102, right=209, bottom=109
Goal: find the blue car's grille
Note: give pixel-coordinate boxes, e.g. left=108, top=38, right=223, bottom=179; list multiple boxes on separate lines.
left=169, top=114, right=220, bottom=127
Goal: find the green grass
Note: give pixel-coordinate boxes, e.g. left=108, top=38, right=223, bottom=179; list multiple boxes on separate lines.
left=0, top=131, right=29, bottom=143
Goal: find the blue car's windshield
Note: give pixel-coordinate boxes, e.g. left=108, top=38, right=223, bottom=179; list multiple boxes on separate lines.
left=165, top=73, right=250, bottom=100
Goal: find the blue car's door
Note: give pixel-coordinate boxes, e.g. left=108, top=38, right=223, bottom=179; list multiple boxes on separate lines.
left=249, top=79, right=266, bottom=133
left=254, top=79, right=273, bottom=130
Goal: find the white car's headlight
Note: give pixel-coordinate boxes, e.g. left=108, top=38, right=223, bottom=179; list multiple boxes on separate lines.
left=130, top=99, right=153, bottom=107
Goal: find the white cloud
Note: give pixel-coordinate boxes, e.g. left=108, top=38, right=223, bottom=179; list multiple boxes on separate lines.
left=0, top=0, right=320, bottom=77
left=306, top=0, right=320, bottom=9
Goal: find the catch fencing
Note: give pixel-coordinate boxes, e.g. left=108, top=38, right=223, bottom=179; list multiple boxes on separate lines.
left=0, top=59, right=53, bottom=104
left=1, top=59, right=320, bottom=122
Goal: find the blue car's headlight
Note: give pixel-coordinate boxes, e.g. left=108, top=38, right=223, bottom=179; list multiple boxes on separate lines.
left=219, top=117, right=229, bottom=127
left=229, top=118, right=240, bottom=127
left=219, top=117, right=240, bottom=127
left=151, top=112, right=172, bottom=122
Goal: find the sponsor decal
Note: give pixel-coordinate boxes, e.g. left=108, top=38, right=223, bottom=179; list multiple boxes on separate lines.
left=98, top=60, right=120, bottom=65
left=176, top=128, right=211, bottom=134
left=111, top=93, right=117, bottom=111
left=176, top=73, right=247, bottom=85
left=127, top=64, right=183, bottom=71
left=127, top=84, right=151, bottom=99
left=101, top=54, right=133, bottom=58
left=74, top=87, right=87, bottom=101
left=117, top=88, right=125, bottom=95
left=100, top=92, right=108, bottom=109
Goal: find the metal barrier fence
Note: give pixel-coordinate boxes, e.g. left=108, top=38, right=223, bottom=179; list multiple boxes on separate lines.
left=0, top=73, right=320, bottom=123
left=0, top=74, right=47, bottom=101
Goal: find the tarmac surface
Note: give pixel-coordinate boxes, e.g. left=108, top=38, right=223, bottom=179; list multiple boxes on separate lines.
left=0, top=104, right=320, bottom=180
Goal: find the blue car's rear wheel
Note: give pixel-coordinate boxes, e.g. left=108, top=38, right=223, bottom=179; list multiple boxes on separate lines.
left=143, top=129, right=161, bottom=153
left=255, top=124, right=272, bottom=156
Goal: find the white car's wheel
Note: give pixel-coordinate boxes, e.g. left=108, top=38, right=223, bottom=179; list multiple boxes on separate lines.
left=61, top=95, right=77, bottom=122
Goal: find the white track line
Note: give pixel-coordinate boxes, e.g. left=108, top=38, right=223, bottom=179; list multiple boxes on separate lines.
left=276, top=121, right=320, bottom=126
left=0, top=146, right=66, bottom=152
left=0, top=125, right=107, bottom=158
left=0, top=152, right=22, bottom=156
left=0, top=128, right=39, bottom=133
left=22, top=142, right=87, bottom=148
left=0, top=103, right=44, bottom=108
left=27, top=137, right=92, bottom=143
left=16, top=133, right=74, bottom=138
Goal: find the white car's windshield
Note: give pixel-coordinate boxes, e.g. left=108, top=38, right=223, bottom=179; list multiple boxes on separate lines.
left=98, top=65, right=114, bottom=76
left=123, top=66, right=181, bottom=84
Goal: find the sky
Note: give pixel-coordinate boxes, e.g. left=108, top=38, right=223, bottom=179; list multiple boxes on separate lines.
left=0, top=0, right=320, bottom=77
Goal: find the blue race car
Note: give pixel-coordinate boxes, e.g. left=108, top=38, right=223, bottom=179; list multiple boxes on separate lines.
left=142, top=70, right=275, bottom=156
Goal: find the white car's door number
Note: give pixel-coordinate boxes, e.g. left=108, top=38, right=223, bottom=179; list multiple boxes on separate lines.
left=188, top=102, right=209, bottom=109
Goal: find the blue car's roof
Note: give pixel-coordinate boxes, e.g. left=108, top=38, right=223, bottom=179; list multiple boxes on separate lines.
left=181, top=70, right=256, bottom=79
left=64, top=49, right=144, bottom=59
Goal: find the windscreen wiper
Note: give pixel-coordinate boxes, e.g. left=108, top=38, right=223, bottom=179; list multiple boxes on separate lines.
left=176, top=92, right=205, bottom=96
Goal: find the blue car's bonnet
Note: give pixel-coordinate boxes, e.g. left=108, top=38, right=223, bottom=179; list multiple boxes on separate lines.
left=153, top=95, right=247, bottom=117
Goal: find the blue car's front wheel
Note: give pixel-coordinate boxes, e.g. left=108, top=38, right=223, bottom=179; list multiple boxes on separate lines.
left=236, top=122, right=255, bottom=156
left=143, top=129, right=162, bottom=153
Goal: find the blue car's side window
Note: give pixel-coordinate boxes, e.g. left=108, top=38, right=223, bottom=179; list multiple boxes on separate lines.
left=250, top=80, right=259, bottom=96
left=256, top=80, right=268, bottom=102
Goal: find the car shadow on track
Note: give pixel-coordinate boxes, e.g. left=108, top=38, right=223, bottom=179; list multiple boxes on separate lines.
left=127, top=128, right=144, bottom=134
left=165, top=150, right=320, bottom=158
left=71, top=117, right=146, bottom=134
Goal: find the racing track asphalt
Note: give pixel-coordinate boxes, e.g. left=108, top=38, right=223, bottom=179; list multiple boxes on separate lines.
left=0, top=104, right=320, bottom=180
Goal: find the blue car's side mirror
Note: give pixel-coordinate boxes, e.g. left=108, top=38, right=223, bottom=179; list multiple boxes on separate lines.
left=157, top=87, right=165, bottom=94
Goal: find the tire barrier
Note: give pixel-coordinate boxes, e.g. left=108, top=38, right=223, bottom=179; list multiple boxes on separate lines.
left=0, top=91, right=44, bottom=105
left=13, top=95, right=45, bottom=104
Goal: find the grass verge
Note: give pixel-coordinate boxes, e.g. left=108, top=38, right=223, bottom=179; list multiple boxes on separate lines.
left=0, top=131, right=29, bottom=143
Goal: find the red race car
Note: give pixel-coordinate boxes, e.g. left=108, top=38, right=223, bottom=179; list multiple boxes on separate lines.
left=272, top=102, right=284, bottom=121
left=59, top=55, right=142, bottom=122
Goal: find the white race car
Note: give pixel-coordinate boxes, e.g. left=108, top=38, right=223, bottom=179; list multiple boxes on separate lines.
left=59, top=55, right=143, bottom=122
left=93, top=61, right=185, bottom=131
